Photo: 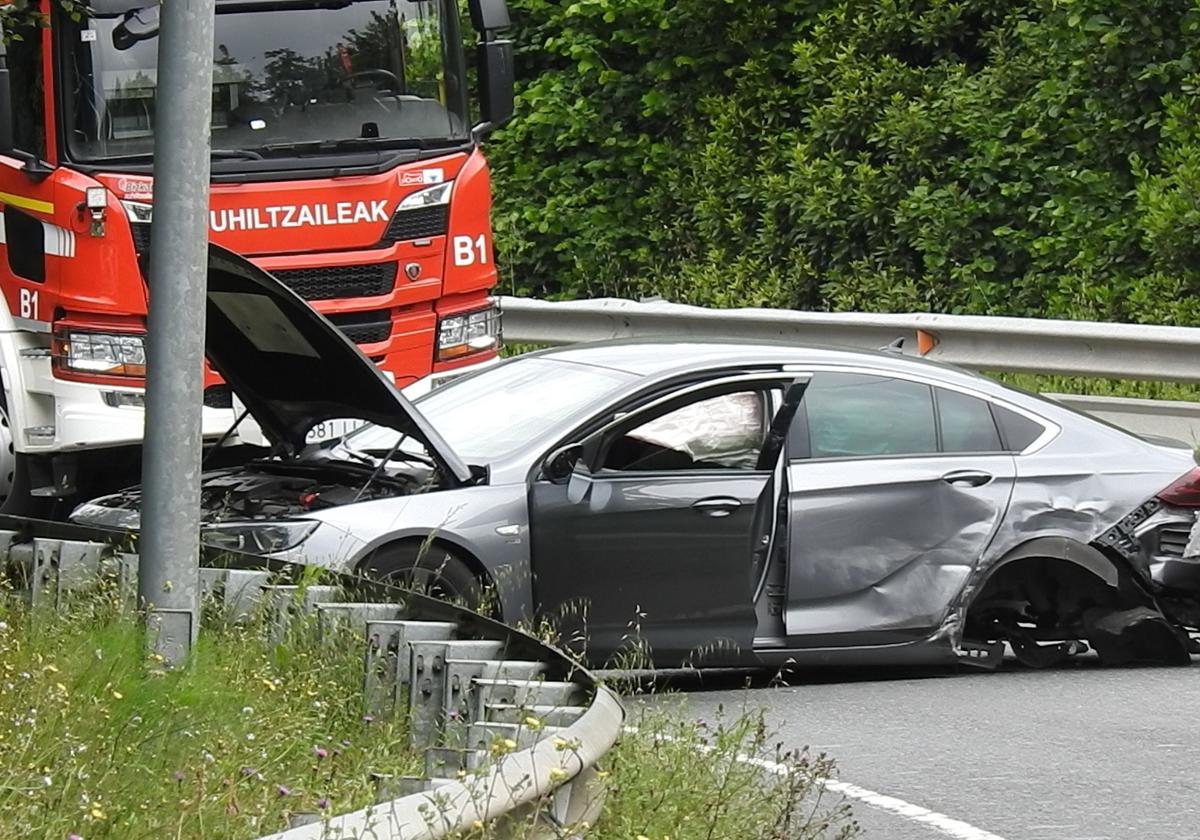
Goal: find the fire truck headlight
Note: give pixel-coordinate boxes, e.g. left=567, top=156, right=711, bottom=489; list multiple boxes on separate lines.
left=397, top=182, right=452, bottom=210
left=53, top=329, right=147, bottom=378
left=437, top=303, right=501, bottom=361
left=120, top=200, right=153, bottom=224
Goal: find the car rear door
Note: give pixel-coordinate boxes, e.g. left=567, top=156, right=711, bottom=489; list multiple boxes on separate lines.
left=783, top=372, right=1017, bottom=644
left=528, top=374, right=804, bottom=665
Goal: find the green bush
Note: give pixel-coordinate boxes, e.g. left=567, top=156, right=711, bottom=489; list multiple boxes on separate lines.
left=488, top=0, right=1200, bottom=327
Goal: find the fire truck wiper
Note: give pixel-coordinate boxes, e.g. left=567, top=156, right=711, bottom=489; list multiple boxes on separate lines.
left=329, top=137, right=431, bottom=151
left=255, top=137, right=449, bottom=157
left=256, top=140, right=340, bottom=155
left=211, top=149, right=264, bottom=160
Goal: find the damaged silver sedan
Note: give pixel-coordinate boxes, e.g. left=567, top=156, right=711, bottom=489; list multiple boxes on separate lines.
left=72, top=248, right=1200, bottom=669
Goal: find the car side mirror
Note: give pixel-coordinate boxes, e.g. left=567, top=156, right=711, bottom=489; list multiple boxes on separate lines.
left=542, top=443, right=583, bottom=484
left=112, top=5, right=160, bottom=51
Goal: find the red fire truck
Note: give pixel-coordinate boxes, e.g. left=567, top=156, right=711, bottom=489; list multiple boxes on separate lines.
left=0, top=0, right=513, bottom=513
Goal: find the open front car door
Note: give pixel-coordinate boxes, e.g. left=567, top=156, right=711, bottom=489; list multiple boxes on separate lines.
left=528, top=374, right=811, bottom=667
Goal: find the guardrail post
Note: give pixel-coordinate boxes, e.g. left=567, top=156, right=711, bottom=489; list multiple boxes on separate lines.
left=363, top=618, right=457, bottom=717
left=442, top=659, right=546, bottom=747
left=198, top=568, right=272, bottom=620
left=25, top=539, right=57, bottom=605
left=407, top=639, right=504, bottom=749
left=314, top=602, right=409, bottom=642
left=260, top=584, right=342, bottom=643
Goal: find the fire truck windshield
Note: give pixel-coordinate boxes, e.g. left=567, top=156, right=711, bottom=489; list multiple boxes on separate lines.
left=61, top=0, right=471, bottom=163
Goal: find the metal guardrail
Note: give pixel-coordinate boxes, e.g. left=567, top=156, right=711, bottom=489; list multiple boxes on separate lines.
left=499, top=296, right=1200, bottom=382
left=0, top=520, right=623, bottom=840
left=1045, top=393, right=1200, bottom=446
left=500, top=296, right=1200, bottom=443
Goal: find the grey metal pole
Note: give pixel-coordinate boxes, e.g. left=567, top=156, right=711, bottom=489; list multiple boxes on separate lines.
left=139, top=0, right=217, bottom=665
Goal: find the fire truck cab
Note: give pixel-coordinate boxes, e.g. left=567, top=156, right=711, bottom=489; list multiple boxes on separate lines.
left=0, top=0, right=513, bottom=514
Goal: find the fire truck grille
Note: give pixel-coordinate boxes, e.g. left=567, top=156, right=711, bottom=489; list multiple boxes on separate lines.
left=326, top=310, right=391, bottom=345
left=203, top=385, right=233, bottom=409
left=271, top=263, right=397, bottom=301
left=382, top=205, right=449, bottom=243
left=131, top=222, right=152, bottom=255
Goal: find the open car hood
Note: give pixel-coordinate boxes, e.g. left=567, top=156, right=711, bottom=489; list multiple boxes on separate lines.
left=205, top=245, right=474, bottom=486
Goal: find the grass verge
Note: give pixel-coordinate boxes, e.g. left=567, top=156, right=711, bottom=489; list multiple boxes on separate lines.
left=0, top=587, right=418, bottom=839
left=2, top=581, right=858, bottom=840
left=587, top=701, right=858, bottom=840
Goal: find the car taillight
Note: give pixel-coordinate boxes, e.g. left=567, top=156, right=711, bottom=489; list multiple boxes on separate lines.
left=52, top=326, right=147, bottom=379
left=1157, top=467, right=1200, bottom=508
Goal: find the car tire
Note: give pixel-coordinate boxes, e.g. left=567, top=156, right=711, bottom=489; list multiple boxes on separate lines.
left=364, top=541, right=486, bottom=613
left=0, top=384, right=50, bottom=518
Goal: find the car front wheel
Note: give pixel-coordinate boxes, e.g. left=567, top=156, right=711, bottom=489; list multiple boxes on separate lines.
left=363, top=541, right=487, bottom=614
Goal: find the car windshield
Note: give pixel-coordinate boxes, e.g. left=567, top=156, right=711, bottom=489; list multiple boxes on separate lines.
left=343, top=357, right=638, bottom=462
left=62, top=0, right=469, bottom=162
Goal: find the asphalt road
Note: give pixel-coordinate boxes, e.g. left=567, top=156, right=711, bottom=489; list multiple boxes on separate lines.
left=637, top=662, right=1200, bottom=840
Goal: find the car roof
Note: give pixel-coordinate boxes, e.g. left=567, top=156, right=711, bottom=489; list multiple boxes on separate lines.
left=529, top=337, right=1009, bottom=395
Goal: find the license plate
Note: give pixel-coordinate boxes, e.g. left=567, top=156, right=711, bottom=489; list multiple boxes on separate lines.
left=306, top=418, right=368, bottom=443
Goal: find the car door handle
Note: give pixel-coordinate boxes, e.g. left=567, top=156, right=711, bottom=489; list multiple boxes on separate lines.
left=942, top=470, right=993, bottom=488
left=692, top=497, right=742, bottom=517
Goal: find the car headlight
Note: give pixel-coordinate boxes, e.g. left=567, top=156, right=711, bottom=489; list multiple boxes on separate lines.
left=437, top=303, right=501, bottom=361
left=70, top=501, right=142, bottom=530
left=53, top=327, right=147, bottom=378
left=201, top=521, right=318, bottom=555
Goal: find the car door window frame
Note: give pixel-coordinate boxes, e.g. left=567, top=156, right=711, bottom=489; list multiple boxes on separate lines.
left=525, top=368, right=787, bottom=484
left=934, top=386, right=1004, bottom=455
left=782, top=364, right=1060, bottom=461
left=803, top=371, right=938, bottom=460
left=578, top=373, right=794, bottom=476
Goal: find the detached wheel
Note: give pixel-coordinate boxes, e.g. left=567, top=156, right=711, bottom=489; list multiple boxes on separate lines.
left=364, top=541, right=487, bottom=614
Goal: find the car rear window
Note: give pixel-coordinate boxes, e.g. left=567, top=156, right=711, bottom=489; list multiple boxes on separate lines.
left=992, top=404, right=1047, bottom=452
left=937, top=388, right=1003, bottom=452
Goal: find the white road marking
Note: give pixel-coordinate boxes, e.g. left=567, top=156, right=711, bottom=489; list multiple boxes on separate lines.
left=626, top=725, right=1007, bottom=840
left=815, top=778, right=1006, bottom=840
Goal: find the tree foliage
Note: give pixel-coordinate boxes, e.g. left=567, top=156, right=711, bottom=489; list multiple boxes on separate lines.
left=487, top=0, right=1200, bottom=324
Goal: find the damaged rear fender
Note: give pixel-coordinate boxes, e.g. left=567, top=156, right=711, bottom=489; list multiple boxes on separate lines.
left=982, top=536, right=1120, bottom=589
left=958, top=536, right=1190, bottom=666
